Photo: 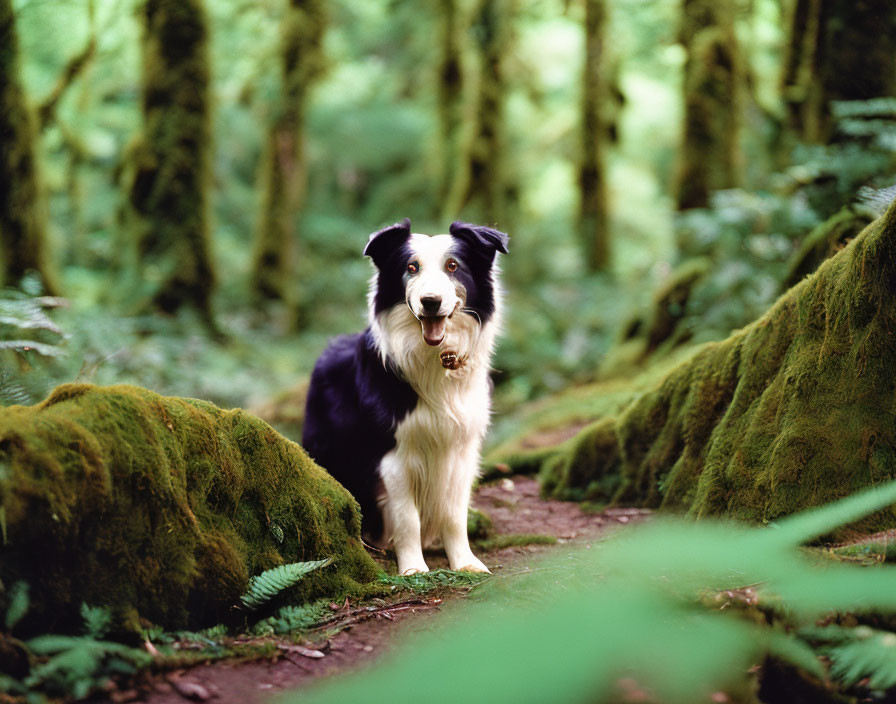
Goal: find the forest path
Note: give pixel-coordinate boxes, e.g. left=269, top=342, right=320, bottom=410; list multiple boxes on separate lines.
left=132, top=477, right=650, bottom=704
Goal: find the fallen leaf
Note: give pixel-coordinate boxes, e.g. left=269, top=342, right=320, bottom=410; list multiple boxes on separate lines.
left=278, top=643, right=325, bottom=659
left=167, top=677, right=212, bottom=701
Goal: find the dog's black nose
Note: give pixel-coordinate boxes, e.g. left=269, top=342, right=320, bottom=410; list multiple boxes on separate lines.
left=420, top=296, right=442, bottom=314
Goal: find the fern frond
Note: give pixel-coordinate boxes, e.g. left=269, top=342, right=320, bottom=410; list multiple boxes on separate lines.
left=825, top=627, right=896, bottom=690
left=80, top=604, right=112, bottom=639
left=240, top=558, right=333, bottom=611
left=765, top=480, right=896, bottom=548
left=0, top=371, right=31, bottom=406
left=0, top=339, right=66, bottom=356
left=252, top=600, right=333, bottom=635
left=25, top=635, right=151, bottom=699
left=4, top=581, right=29, bottom=631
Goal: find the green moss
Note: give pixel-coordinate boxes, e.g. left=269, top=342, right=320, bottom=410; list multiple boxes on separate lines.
left=486, top=343, right=700, bottom=475
left=466, top=507, right=493, bottom=540
left=600, top=257, right=712, bottom=372
left=540, top=417, right=622, bottom=503
left=531, top=197, right=896, bottom=539
left=0, top=384, right=379, bottom=635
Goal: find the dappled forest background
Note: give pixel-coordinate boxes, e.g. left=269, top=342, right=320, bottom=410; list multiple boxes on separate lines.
left=3, top=0, right=896, bottom=435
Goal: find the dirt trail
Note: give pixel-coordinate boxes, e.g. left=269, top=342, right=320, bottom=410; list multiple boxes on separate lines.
left=131, top=477, right=649, bottom=704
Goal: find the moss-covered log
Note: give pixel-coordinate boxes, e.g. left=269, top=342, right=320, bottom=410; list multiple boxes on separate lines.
left=250, top=0, right=326, bottom=306
left=0, top=384, right=379, bottom=635
left=517, top=197, right=896, bottom=538
left=124, top=0, right=215, bottom=317
left=675, top=0, right=742, bottom=210
left=0, top=0, right=60, bottom=295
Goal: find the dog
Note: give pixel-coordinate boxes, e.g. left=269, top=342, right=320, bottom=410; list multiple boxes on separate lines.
left=302, top=218, right=508, bottom=574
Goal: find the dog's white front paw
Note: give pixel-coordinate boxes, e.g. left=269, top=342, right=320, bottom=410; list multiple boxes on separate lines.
left=399, top=562, right=430, bottom=576
left=453, top=557, right=490, bottom=574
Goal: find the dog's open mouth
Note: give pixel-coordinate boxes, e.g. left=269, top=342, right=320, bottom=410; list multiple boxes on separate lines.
left=420, top=315, right=447, bottom=346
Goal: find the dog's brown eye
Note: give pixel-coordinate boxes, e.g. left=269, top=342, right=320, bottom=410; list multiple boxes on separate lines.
left=407, top=261, right=419, bottom=274
left=445, top=259, right=458, bottom=273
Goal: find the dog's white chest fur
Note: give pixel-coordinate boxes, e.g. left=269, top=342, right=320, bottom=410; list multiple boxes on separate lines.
left=383, top=363, right=491, bottom=547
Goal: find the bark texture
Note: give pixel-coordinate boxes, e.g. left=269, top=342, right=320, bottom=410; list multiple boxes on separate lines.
left=125, top=0, right=215, bottom=316
left=0, top=0, right=59, bottom=294
left=250, top=0, right=326, bottom=305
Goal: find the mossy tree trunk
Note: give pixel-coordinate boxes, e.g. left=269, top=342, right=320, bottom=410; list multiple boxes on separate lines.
left=675, top=0, right=743, bottom=211
left=250, top=0, right=326, bottom=308
left=436, top=0, right=467, bottom=210
left=125, top=0, right=215, bottom=318
left=781, top=0, right=896, bottom=142
left=780, top=0, right=820, bottom=141
left=445, top=0, right=514, bottom=226
left=0, top=0, right=60, bottom=295
left=578, top=0, right=610, bottom=271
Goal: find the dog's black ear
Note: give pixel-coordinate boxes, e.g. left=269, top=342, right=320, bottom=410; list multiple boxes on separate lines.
left=364, top=218, right=412, bottom=264
left=449, top=222, right=509, bottom=254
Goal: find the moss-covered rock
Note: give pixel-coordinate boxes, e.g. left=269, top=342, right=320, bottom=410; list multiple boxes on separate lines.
left=0, top=384, right=379, bottom=635
left=528, top=196, right=896, bottom=538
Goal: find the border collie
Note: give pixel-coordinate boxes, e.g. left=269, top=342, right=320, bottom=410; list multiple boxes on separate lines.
left=302, top=219, right=508, bottom=574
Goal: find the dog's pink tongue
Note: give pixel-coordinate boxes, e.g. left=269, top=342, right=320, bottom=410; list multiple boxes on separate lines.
left=421, top=316, right=447, bottom=346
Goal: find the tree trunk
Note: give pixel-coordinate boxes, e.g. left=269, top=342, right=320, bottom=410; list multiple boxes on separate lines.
left=578, top=0, right=610, bottom=271
left=445, top=0, right=513, bottom=226
left=436, top=0, right=467, bottom=211
left=250, top=0, right=326, bottom=307
left=125, top=0, right=215, bottom=318
left=675, top=0, right=743, bottom=211
left=781, top=0, right=896, bottom=142
left=0, top=0, right=60, bottom=295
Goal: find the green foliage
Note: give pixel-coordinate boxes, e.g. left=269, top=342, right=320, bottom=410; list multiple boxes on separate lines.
left=7, top=602, right=141, bottom=699
left=290, top=480, right=896, bottom=704
left=4, top=580, right=29, bottom=632
left=251, top=600, right=332, bottom=636
left=378, top=569, right=491, bottom=595
left=240, top=558, right=333, bottom=611
left=804, top=625, right=896, bottom=692
left=642, top=99, right=896, bottom=357
left=79, top=604, right=111, bottom=640
left=24, top=634, right=151, bottom=700
left=0, top=277, right=68, bottom=406
left=825, top=533, right=896, bottom=564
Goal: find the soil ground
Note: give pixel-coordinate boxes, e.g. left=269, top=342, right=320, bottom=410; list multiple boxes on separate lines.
left=125, top=476, right=649, bottom=704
